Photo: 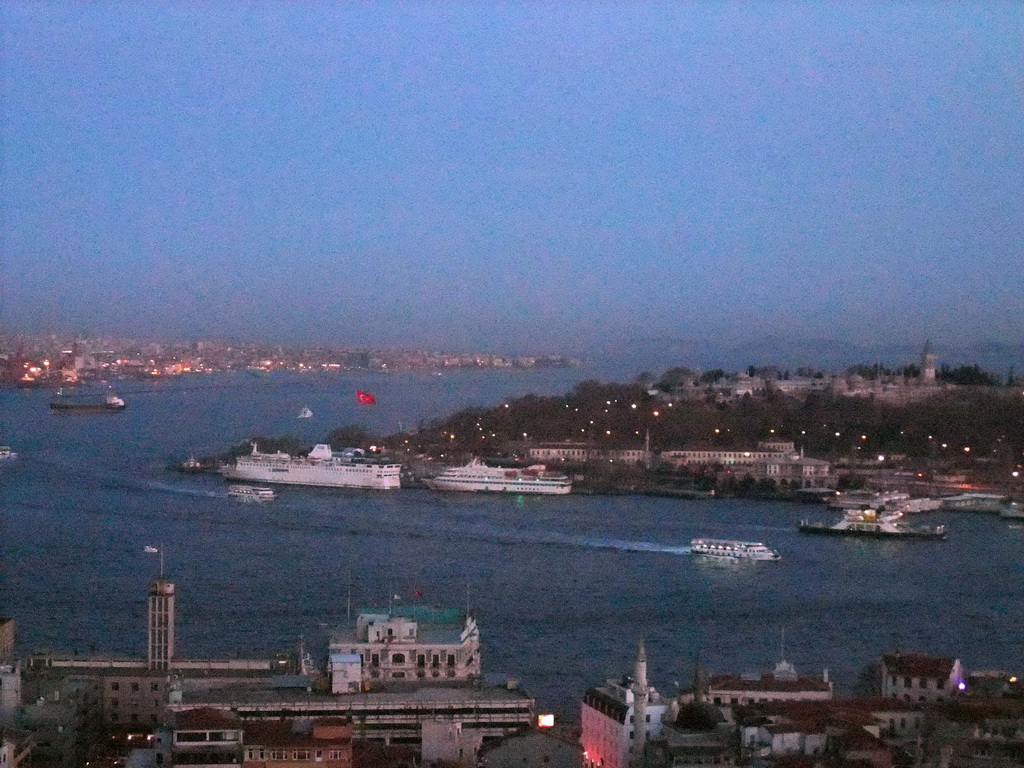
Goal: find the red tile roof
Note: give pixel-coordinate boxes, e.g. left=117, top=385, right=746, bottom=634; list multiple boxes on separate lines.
left=174, top=707, right=241, bottom=730
left=882, top=653, right=956, bottom=678
left=710, top=673, right=831, bottom=693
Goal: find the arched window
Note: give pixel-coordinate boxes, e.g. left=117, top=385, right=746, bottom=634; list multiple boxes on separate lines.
left=392, top=653, right=405, bottom=664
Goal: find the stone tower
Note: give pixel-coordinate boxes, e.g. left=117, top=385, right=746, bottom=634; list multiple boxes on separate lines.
left=631, top=637, right=648, bottom=768
left=921, top=341, right=937, bottom=384
left=148, top=577, right=175, bottom=670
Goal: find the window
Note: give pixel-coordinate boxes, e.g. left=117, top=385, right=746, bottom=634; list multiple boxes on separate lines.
left=328, top=751, right=345, bottom=760
left=417, top=654, right=426, bottom=667
left=393, top=671, right=406, bottom=679
left=293, top=751, right=310, bottom=760
left=152, top=682, right=160, bottom=692
left=111, top=682, right=120, bottom=691
left=110, top=698, right=119, bottom=707
left=132, top=682, right=140, bottom=692
left=270, top=751, right=287, bottom=760
left=392, top=653, right=405, bottom=664
left=371, top=654, right=379, bottom=667
left=447, top=654, right=456, bottom=667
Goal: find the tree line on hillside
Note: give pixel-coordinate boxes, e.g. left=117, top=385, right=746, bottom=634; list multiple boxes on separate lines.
left=215, top=364, right=1023, bottom=471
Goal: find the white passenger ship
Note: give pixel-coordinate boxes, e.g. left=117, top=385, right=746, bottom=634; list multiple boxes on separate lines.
left=423, top=458, right=571, bottom=495
left=221, top=444, right=402, bottom=490
left=690, top=539, right=781, bottom=561
left=227, top=485, right=277, bottom=502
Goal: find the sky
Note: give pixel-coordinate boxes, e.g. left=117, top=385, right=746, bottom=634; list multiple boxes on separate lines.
left=2, top=2, right=1023, bottom=353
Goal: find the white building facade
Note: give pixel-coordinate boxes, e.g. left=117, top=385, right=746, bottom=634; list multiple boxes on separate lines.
left=329, top=609, right=480, bottom=694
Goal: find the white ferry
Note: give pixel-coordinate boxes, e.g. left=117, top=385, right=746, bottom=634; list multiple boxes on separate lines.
left=0, top=446, right=17, bottom=461
left=423, top=458, right=571, bottom=495
left=228, top=485, right=277, bottom=502
left=221, top=444, right=402, bottom=490
left=690, top=539, right=781, bottom=561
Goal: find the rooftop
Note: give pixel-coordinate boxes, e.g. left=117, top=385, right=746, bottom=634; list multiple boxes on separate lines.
left=882, top=653, right=957, bottom=678
left=709, top=672, right=831, bottom=693
left=175, top=680, right=533, bottom=710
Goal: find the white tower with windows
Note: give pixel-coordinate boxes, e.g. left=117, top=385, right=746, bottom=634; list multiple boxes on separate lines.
left=148, top=578, right=175, bottom=670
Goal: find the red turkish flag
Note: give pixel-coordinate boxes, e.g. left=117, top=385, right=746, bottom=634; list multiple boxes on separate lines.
left=356, top=390, right=376, bottom=405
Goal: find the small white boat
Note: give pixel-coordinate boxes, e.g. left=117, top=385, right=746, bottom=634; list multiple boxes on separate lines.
left=690, top=539, right=781, bottom=561
left=0, top=446, right=17, bottom=461
left=228, top=485, right=277, bottom=502
left=298, top=406, right=313, bottom=419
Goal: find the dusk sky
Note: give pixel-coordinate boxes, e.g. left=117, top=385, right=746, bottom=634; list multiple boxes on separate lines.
left=2, top=3, right=1022, bottom=353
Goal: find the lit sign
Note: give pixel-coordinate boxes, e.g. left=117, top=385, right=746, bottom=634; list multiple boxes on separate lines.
left=538, top=714, right=555, bottom=728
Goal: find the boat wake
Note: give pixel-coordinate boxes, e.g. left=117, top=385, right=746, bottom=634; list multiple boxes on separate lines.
left=400, top=520, right=691, bottom=556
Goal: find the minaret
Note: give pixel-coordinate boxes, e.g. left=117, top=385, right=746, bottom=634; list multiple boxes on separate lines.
left=148, top=577, right=175, bottom=670
left=921, top=341, right=937, bottom=384
left=631, top=637, right=649, bottom=768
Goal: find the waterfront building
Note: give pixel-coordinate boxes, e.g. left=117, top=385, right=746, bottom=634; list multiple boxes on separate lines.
left=168, top=680, right=535, bottom=750
left=758, top=455, right=832, bottom=488
left=23, top=576, right=290, bottom=732
left=581, top=641, right=669, bottom=768
left=879, top=653, right=965, bottom=703
left=706, top=660, right=833, bottom=708
left=328, top=608, right=480, bottom=693
left=659, top=449, right=782, bottom=468
left=527, top=443, right=589, bottom=464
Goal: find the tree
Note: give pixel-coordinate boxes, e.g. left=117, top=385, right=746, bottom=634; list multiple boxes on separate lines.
left=326, top=424, right=377, bottom=449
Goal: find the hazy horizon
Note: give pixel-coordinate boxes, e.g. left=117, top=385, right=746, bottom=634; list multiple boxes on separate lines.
left=3, top=3, right=1022, bottom=350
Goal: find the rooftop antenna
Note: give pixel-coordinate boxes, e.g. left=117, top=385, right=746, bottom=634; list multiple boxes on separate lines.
left=780, top=626, right=785, bottom=662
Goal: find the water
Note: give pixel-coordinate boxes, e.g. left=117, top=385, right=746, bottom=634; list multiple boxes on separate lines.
left=2, top=371, right=1023, bottom=719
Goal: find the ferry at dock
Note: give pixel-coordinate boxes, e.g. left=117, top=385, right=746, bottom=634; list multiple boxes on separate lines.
left=423, top=458, right=571, bottom=494
left=799, top=508, right=946, bottom=540
left=221, top=444, right=402, bottom=490
left=690, top=539, right=781, bottom=561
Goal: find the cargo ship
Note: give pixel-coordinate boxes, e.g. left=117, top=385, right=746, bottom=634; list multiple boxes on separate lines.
left=50, top=389, right=127, bottom=413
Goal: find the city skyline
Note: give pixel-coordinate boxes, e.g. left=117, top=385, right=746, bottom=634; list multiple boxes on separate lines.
left=2, top=3, right=1023, bottom=351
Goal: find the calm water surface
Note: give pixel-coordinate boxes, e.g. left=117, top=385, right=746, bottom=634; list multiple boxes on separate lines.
left=1, top=371, right=1022, bottom=718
